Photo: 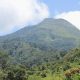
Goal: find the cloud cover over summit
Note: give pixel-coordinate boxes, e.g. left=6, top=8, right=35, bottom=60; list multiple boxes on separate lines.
left=0, top=0, right=49, bottom=35
left=0, top=0, right=80, bottom=36
left=55, top=11, right=80, bottom=30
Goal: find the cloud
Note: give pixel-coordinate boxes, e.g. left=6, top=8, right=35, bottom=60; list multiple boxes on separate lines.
left=55, top=11, right=80, bottom=30
left=0, top=0, right=50, bottom=35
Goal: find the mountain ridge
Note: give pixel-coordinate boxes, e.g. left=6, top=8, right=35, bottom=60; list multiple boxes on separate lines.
left=0, top=18, right=80, bottom=49
left=0, top=18, right=80, bottom=37
left=0, top=18, right=80, bottom=65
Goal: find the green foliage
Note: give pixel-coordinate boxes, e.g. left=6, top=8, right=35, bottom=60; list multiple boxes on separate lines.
left=0, top=18, right=80, bottom=67
left=0, top=51, right=9, bottom=69
left=0, top=18, right=80, bottom=80
left=4, top=67, right=28, bottom=80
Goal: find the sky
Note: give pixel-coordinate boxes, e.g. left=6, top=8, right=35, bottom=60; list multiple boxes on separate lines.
left=0, top=0, right=80, bottom=36
left=42, top=0, right=80, bottom=16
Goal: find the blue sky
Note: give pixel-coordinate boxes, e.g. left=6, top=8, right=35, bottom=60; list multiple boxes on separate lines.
left=42, top=0, right=80, bottom=16
left=0, top=0, right=80, bottom=36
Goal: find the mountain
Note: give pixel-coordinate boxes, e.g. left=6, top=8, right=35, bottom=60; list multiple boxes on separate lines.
left=0, top=18, right=80, bottom=65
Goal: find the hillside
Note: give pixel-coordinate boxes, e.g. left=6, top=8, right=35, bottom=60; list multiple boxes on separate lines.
left=0, top=48, right=80, bottom=80
left=0, top=18, right=80, bottom=80
left=0, top=18, right=80, bottom=66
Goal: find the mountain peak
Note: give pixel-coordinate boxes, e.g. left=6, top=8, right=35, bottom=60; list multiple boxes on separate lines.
left=0, top=18, right=80, bottom=65
left=43, top=18, right=67, bottom=22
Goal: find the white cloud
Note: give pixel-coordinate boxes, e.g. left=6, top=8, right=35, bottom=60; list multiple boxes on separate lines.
left=55, top=11, right=80, bottom=30
left=0, top=0, right=50, bottom=35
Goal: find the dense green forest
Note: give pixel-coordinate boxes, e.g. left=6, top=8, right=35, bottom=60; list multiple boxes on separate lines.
left=0, top=19, right=80, bottom=80
left=0, top=48, right=80, bottom=80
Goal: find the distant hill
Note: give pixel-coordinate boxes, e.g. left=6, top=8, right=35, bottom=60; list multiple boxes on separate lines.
left=0, top=18, right=80, bottom=65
